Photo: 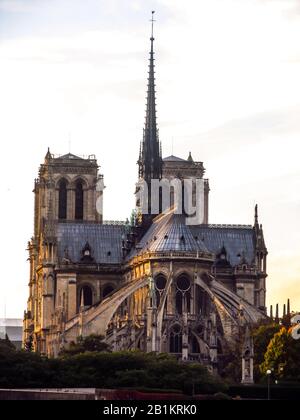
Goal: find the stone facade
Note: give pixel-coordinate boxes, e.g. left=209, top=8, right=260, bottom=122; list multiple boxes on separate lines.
left=23, top=149, right=267, bottom=371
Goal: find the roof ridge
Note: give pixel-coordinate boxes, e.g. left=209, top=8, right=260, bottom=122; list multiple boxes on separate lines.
left=200, top=224, right=252, bottom=229
left=163, top=155, right=187, bottom=162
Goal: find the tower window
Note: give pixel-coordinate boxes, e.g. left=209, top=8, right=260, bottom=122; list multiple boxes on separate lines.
left=75, top=180, right=84, bottom=220
left=102, top=284, right=115, bottom=299
left=80, top=285, right=93, bottom=307
left=58, top=179, right=67, bottom=220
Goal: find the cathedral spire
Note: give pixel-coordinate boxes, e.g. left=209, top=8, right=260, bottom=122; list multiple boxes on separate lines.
left=254, top=204, right=259, bottom=227
left=45, top=147, right=52, bottom=163
left=138, top=11, right=162, bottom=182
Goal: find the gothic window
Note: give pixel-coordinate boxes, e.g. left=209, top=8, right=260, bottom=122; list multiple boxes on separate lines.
left=75, top=180, right=84, bottom=220
left=156, top=290, right=161, bottom=307
left=169, top=324, right=182, bottom=353
left=175, top=274, right=191, bottom=314
left=182, top=182, right=185, bottom=215
left=155, top=274, right=167, bottom=309
left=103, top=284, right=115, bottom=299
left=58, top=179, right=67, bottom=219
left=170, top=186, right=174, bottom=208
left=196, top=285, right=210, bottom=316
left=155, top=274, right=166, bottom=290
left=191, top=336, right=200, bottom=353
left=176, top=275, right=191, bottom=291
left=186, top=290, right=191, bottom=312
left=80, top=285, right=93, bottom=307
left=176, top=291, right=183, bottom=314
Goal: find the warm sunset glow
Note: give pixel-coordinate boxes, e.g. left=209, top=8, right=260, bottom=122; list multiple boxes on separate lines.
left=0, top=0, right=299, bottom=316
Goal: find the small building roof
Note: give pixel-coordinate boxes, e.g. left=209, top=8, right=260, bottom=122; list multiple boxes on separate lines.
left=56, top=153, right=84, bottom=160
left=163, top=155, right=187, bottom=162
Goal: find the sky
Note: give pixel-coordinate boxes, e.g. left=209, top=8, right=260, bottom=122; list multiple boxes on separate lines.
left=0, top=0, right=300, bottom=318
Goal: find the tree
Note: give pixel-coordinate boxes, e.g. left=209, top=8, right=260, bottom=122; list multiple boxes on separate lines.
left=252, top=322, right=280, bottom=381
left=59, top=334, right=110, bottom=357
left=0, top=346, right=227, bottom=393
left=260, top=327, right=300, bottom=381
left=0, top=334, right=16, bottom=353
left=219, top=329, right=245, bottom=383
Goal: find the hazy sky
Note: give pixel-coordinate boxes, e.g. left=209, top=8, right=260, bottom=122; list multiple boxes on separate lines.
left=0, top=0, right=300, bottom=318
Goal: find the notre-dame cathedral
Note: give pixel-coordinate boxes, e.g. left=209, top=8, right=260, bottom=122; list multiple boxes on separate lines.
left=23, top=18, right=268, bottom=381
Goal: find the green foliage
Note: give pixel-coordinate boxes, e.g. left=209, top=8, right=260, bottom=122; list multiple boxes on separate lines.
left=218, top=321, right=282, bottom=384
left=252, top=322, right=280, bottom=381
left=219, top=331, right=244, bottom=383
left=211, top=392, right=231, bottom=400
left=59, top=334, right=110, bottom=357
left=0, top=335, right=16, bottom=353
left=260, top=327, right=300, bottom=381
left=0, top=342, right=226, bottom=394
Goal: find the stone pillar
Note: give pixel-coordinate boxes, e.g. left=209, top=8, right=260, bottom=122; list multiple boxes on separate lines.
left=83, top=188, right=89, bottom=221
left=131, top=325, right=136, bottom=349
left=204, top=179, right=209, bottom=224
left=241, top=327, right=254, bottom=385
left=263, top=255, right=267, bottom=273
left=182, top=312, right=188, bottom=361
left=191, top=281, right=196, bottom=315
left=112, top=318, right=118, bottom=351
left=68, top=277, right=77, bottom=319
left=146, top=306, right=157, bottom=353
left=67, top=188, right=74, bottom=220
left=54, top=188, right=59, bottom=219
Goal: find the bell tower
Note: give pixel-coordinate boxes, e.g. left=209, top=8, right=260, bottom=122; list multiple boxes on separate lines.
left=24, top=149, right=104, bottom=353
left=34, top=150, right=103, bottom=238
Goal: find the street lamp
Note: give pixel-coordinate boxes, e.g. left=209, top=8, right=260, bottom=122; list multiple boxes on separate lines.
left=266, top=369, right=272, bottom=400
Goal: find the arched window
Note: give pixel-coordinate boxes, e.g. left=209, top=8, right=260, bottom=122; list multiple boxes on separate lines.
left=75, top=180, right=84, bottom=220
left=102, top=284, right=115, bottom=299
left=185, top=290, right=191, bottom=313
left=175, top=274, right=191, bottom=314
left=169, top=324, right=182, bottom=353
left=80, top=285, right=93, bottom=307
left=155, top=274, right=167, bottom=308
left=195, top=285, right=210, bottom=316
left=58, top=179, right=67, bottom=219
left=176, top=291, right=183, bottom=314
